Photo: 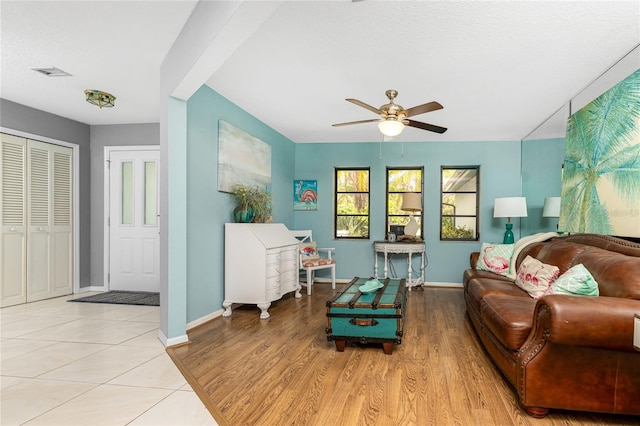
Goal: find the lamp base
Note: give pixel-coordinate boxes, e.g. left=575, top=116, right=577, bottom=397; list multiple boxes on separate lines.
left=503, top=223, right=514, bottom=244
left=405, top=215, right=419, bottom=237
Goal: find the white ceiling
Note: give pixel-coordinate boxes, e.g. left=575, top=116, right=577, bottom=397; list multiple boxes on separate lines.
left=2, top=1, right=639, bottom=143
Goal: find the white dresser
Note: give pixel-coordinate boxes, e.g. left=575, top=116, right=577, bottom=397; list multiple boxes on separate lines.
left=223, top=223, right=300, bottom=319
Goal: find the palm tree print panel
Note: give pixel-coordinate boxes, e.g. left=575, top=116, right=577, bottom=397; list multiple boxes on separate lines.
left=560, top=69, right=640, bottom=237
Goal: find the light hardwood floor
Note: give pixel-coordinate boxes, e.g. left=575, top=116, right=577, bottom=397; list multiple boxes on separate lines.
left=168, top=284, right=639, bottom=426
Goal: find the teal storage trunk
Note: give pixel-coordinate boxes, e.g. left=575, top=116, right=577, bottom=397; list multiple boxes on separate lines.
left=326, top=277, right=406, bottom=354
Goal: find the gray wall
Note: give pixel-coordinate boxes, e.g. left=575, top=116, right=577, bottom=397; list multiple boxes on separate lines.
left=0, top=99, right=92, bottom=286
left=0, top=99, right=159, bottom=289
left=89, top=124, right=159, bottom=287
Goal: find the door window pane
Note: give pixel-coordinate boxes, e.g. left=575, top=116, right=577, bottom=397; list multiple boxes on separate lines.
left=144, top=161, right=157, bottom=225
left=121, top=162, right=133, bottom=225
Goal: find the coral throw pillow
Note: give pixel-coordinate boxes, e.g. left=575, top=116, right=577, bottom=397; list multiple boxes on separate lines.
left=515, top=256, right=559, bottom=298
left=476, top=243, right=514, bottom=276
left=545, top=264, right=599, bottom=296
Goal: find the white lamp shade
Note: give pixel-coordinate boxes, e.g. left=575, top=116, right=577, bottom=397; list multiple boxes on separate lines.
left=493, top=197, right=527, bottom=218
left=378, top=119, right=405, bottom=137
left=401, top=192, right=422, bottom=212
left=542, top=197, right=561, bottom=217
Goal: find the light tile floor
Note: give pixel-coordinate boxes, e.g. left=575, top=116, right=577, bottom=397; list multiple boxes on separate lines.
left=1, top=293, right=217, bottom=426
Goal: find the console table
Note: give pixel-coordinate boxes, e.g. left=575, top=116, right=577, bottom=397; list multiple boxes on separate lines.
left=373, top=241, right=426, bottom=290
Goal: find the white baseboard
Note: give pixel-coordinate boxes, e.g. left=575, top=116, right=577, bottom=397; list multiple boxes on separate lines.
left=187, top=308, right=225, bottom=330
left=423, top=281, right=463, bottom=288
left=77, top=286, right=105, bottom=293
left=158, top=329, right=189, bottom=348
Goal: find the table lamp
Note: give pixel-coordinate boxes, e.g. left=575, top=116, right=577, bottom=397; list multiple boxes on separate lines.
left=401, top=192, right=422, bottom=238
left=542, top=196, right=561, bottom=231
left=493, top=197, right=527, bottom=244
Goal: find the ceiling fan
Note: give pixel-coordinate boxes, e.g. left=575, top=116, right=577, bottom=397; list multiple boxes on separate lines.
left=332, top=90, right=447, bottom=136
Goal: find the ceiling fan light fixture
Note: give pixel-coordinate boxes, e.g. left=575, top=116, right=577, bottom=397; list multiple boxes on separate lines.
left=378, top=119, right=404, bottom=137
left=84, top=89, right=115, bottom=108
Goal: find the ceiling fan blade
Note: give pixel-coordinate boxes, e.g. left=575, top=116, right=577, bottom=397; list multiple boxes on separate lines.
left=332, top=118, right=381, bottom=127
left=346, top=98, right=383, bottom=115
left=405, top=119, right=448, bottom=134
left=404, top=101, right=443, bottom=118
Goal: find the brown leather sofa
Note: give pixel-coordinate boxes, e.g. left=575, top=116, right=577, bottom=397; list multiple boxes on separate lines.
left=463, top=233, right=640, bottom=418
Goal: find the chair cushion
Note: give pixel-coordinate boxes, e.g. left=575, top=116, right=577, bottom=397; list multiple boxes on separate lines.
left=299, top=241, right=320, bottom=261
left=302, top=258, right=336, bottom=267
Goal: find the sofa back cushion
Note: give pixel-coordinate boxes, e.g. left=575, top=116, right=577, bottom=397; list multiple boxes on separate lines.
left=515, top=242, right=546, bottom=270
left=573, top=249, right=640, bottom=299
left=534, top=241, right=590, bottom=275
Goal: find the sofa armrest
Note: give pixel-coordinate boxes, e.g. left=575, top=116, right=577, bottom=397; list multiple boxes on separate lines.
left=470, top=252, right=480, bottom=269
left=532, top=295, right=640, bottom=351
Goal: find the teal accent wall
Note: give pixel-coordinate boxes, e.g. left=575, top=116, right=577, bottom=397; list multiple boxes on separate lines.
left=293, top=139, right=522, bottom=283
left=185, top=86, right=295, bottom=323
left=181, top=85, right=562, bottom=325
left=521, top=138, right=565, bottom=235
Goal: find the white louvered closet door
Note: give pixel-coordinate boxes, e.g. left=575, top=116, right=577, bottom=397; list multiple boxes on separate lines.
left=1, top=134, right=27, bottom=307
left=0, top=134, right=73, bottom=307
left=27, top=140, right=73, bottom=302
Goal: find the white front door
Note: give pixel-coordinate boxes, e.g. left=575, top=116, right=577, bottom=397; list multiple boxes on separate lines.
left=108, top=149, right=159, bottom=292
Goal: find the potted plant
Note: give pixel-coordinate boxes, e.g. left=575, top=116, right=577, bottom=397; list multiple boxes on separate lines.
left=232, top=184, right=272, bottom=223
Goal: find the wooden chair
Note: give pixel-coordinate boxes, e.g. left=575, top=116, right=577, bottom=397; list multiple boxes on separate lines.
left=291, top=230, right=336, bottom=296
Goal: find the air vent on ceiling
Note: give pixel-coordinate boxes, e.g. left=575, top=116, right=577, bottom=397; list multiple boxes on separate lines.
left=30, top=67, right=73, bottom=77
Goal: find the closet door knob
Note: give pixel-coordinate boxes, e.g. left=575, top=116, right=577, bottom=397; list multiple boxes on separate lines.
left=38, top=227, right=44, bottom=231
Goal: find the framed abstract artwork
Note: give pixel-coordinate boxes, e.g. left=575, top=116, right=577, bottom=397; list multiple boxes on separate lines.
left=294, top=180, right=318, bottom=210
left=218, top=121, right=271, bottom=193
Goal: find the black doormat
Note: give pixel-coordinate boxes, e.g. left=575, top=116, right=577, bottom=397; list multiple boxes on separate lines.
left=69, top=291, right=159, bottom=306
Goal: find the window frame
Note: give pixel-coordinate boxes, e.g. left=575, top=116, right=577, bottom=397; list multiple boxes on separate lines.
left=334, top=167, right=370, bottom=239
left=385, top=167, right=424, bottom=238
left=440, top=165, right=480, bottom=241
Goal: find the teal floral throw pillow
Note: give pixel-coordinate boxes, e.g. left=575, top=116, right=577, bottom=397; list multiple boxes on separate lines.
left=476, top=242, right=514, bottom=276
left=545, top=264, right=599, bottom=297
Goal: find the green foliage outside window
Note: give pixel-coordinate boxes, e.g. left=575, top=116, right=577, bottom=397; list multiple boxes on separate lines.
left=386, top=168, right=423, bottom=236
left=441, top=167, right=479, bottom=241
left=335, top=168, right=370, bottom=238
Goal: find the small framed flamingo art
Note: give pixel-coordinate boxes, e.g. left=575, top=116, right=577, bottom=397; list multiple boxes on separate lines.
left=294, top=180, right=318, bottom=210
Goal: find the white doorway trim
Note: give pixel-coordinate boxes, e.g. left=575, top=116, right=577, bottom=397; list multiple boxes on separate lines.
left=0, top=126, right=80, bottom=294
left=103, top=145, right=160, bottom=289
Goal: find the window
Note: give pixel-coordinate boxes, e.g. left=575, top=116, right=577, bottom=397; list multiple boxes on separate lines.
left=386, top=167, right=423, bottom=238
left=335, top=168, right=369, bottom=239
left=440, top=166, right=479, bottom=241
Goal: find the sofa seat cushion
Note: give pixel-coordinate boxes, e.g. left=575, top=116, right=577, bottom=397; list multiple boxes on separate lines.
left=463, top=268, right=512, bottom=286
left=466, top=278, right=529, bottom=312
left=481, top=295, right=536, bottom=351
